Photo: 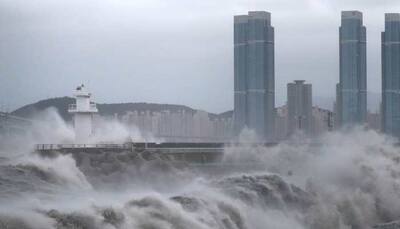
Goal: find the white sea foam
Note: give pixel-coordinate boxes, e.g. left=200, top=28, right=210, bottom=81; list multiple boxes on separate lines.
left=0, top=109, right=399, bottom=228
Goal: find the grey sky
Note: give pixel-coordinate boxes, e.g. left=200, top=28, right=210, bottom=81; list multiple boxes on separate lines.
left=1, top=0, right=399, bottom=113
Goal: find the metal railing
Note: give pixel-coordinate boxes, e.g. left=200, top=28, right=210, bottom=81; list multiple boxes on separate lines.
left=34, top=143, right=225, bottom=154
left=35, top=143, right=131, bottom=150
left=68, top=103, right=98, bottom=112
left=68, top=104, right=77, bottom=110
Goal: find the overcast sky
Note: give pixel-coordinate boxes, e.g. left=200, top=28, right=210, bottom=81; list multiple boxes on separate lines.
left=1, top=0, right=399, bottom=113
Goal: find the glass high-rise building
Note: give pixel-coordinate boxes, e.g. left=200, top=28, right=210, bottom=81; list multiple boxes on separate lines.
left=382, top=13, right=400, bottom=137
left=233, top=11, right=275, bottom=141
left=337, top=11, right=367, bottom=126
left=287, top=80, right=313, bottom=135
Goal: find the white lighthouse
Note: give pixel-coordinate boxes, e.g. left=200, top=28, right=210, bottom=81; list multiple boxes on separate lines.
left=68, top=85, right=98, bottom=143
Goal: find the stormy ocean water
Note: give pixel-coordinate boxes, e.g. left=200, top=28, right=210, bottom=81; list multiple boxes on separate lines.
left=1, top=110, right=400, bottom=229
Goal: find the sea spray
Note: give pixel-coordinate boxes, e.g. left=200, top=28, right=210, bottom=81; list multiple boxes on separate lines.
left=1, top=109, right=400, bottom=228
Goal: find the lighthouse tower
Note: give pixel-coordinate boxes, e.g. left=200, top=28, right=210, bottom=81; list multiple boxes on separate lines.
left=68, top=85, right=98, bottom=143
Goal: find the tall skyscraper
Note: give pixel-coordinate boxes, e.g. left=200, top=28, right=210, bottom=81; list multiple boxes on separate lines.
left=335, top=83, right=342, bottom=128
left=382, top=13, right=400, bottom=137
left=287, top=80, right=313, bottom=135
left=337, top=11, right=367, bottom=126
left=233, top=11, right=275, bottom=141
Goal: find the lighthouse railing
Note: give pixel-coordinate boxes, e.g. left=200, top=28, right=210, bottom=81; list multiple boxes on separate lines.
left=68, top=104, right=77, bottom=111
left=68, top=103, right=98, bottom=113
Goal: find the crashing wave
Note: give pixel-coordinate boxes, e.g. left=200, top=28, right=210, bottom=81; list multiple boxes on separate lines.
left=0, top=173, right=314, bottom=229
left=2, top=127, right=400, bottom=228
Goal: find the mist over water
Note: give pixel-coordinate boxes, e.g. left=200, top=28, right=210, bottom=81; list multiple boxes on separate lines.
left=1, top=110, right=400, bottom=228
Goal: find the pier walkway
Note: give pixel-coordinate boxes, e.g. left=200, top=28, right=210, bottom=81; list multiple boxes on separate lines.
left=35, top=142, right=282, bottom=163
